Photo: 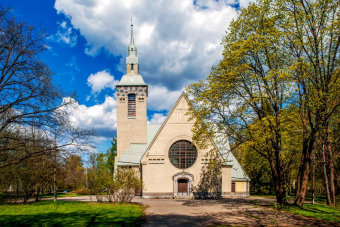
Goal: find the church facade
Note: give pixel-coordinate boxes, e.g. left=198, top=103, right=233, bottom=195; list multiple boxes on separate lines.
left=115, top=24, right=250, bottom=198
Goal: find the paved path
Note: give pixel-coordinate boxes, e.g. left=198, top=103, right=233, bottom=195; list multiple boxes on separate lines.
left=133, top=197, right=331, bottom=227
left=49, top=196, right=332, bottom=226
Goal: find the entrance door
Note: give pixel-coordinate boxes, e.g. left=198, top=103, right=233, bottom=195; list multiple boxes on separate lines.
left=178, top=179, right=188, bottom=196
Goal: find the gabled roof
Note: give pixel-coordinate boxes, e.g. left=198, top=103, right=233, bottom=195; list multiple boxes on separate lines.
left=214, top=136, right=250, bottom=181
left=117, top=124, right=161, bottom=166
left=143, top=92, right=189, bottom=154
left=117, top=92, right=250, bottom=181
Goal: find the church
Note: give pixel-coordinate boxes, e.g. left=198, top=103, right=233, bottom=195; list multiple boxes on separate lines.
left=115, top=24, right=250, bottom=198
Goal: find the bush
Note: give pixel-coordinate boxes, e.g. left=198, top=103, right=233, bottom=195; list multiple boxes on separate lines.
left=76, top=188, right=92, bottom=195
left=87, top=167, right=142, bottom=203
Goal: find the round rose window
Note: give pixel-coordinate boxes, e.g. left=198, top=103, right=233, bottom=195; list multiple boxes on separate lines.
left=169, top=140, right=197, bottom=169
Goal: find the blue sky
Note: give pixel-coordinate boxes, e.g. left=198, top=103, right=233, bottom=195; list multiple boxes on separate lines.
left=2, top=0, right=252, bottom=153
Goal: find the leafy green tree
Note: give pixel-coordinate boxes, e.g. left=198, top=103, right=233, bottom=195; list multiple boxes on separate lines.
left=106, top=138, right=117, bottom=174
left=276, top=0, right=340, bottom=206
left=86, top=152, right=141, bottom=203
left=188, top=0, right=294, bottom=205
left=64, top=155, right=85, bottom=190
left=187, top=0, right=340, bottom=206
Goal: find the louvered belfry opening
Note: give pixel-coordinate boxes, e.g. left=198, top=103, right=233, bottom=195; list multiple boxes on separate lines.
left=169, top=140, right=197, bottom=169
left=128, top=94, right=136, bottom=117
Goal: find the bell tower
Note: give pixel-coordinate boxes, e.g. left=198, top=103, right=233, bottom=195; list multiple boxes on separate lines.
left=116, top=22, right=148, bottom=161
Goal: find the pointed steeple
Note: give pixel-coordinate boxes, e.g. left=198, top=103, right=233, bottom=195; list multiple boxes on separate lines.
left=126, top=21, right=138, bottom=74
left=117, top=22, right=146, bottom=86
left=130, top=19, right=134, bottom=46
left=127, top=22, right=137, bottom=58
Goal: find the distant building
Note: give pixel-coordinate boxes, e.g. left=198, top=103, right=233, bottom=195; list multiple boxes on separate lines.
left=115, top=23, right=249, bottom=198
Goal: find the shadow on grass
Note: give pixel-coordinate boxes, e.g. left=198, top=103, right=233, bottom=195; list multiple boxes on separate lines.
left=0, top=201, right=143, bottom=227
left=0, top=211, right=141, bottom=227
left=285, top=204, right=340, bottom=223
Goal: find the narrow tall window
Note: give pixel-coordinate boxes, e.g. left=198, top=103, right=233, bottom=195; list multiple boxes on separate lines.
left=128, top=94, right=136, bottom=117
left=131, top=63, right=134, bottom=71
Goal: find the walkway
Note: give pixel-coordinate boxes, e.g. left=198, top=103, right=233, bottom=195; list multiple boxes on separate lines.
left=50, top=196, right=331, bottom=226
left=133, top=197, right=330, bottom=227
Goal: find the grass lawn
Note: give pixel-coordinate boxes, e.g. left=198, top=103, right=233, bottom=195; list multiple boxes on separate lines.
left=0, top=200, right=144, bottom=226
left=284, top=204, right=340, bottom=223
left=41, top=192, right=83, bottom=198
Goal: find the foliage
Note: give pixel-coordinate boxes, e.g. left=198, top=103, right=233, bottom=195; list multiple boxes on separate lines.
left=106, top=138, right=117, bottom=174
left=187, top=0, right=340, bottom=206
left=87, top=151, right=141, bottom=203
left=0, top=201, right=144, bottom=226
left=277, top=0, right=340, bottom=207
left=63, top=155, right=85, bottom=190
left=0, top=6, right=95, bottom=205
left=0, top=6, right=95, bottom=170
left=237, top=145, right=273, bottom=195
left=42, top=192, right=81, bottom=198
left=187, top=0, right=295, bottom=205
left=0, top=132, right=56, bottom=203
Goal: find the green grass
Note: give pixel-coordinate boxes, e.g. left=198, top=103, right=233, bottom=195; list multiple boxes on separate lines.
left=41, top=192, right=82, bottom=198
left=250, top=194, right=277, bottom=198
left=284, top=203, right=340, bottom=223
left=0, top=200, right=144, bottom=226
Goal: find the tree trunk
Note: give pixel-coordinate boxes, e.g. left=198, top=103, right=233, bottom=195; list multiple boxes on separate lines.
left=322, top=143, right=332, bottom=206
left=269, top=157, right=287, bottom=205
left=312, top=153, right=315, bottom=205
left=328, top=141, right=336, bottom=206
left=35, top=187, right=40, bottom=202
left=294, top=137, right=313, bottom=206
left=54, top=150, right=57, bottom=202
left=275, top=176, right=286, bottom=205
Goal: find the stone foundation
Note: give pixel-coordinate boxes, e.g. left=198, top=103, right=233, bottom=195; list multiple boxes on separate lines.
left=142, top=192, right=173, bottom=198
left=222, top=192, right=249, bottom=197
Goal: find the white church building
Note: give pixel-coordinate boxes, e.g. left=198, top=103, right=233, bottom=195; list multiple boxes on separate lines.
left=115, top=24, right=249, bottom=198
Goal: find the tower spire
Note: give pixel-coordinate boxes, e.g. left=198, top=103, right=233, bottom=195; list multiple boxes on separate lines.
left=130, top=19, right=134, bottom=46
left=126, top=21, right=138, bottom=74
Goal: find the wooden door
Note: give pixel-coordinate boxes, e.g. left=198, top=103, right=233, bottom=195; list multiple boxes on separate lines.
left=231, top=183, right=236, bottom=192
left=178, top=179, right=188, bottom=195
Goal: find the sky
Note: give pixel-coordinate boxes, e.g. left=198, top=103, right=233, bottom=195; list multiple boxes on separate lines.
left=2, top=0, right=254, bottom=153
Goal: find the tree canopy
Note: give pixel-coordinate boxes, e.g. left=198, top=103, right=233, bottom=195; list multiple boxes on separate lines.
left=0, top=6, right=95, bottom=169
left=187, top=0, right=340, bottom=206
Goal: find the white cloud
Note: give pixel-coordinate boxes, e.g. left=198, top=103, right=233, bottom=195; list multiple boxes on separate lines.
left=65, top=96, right=117, bottom=139
left=54, top=0, right=254, bottom=90
left=86, top=70, right=119, bottom=98
left=148, top=113, right=167, bottom=124
left=148, top=85, right=183, bottom=111
left=238, top=0, right=254, bottom=8
left=48, top=20, right=78, bottom=47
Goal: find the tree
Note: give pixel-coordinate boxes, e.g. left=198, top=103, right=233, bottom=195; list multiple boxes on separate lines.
left=187, top=0, right=340, bottom=206
left=0, top=6, right=95, bottom=169
left=0, top=129, right=57, bottom=203
left=188, top=0, right=295, bottom=205
left=277, top=0, right=340, bottom=206
left=106, top=138, right=117, bottom=174
left=64, top=155, right=85, bottom=190
left=86, top=152, right=141, bottom=203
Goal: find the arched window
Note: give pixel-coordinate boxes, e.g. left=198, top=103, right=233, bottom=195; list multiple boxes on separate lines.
left=169, top=140, right=197, bottom=169
left=128, top=94, right=136, bottom=117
